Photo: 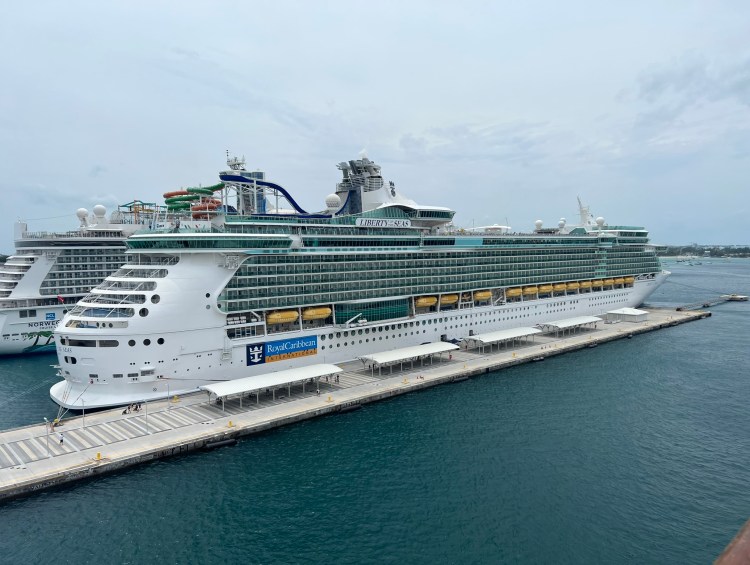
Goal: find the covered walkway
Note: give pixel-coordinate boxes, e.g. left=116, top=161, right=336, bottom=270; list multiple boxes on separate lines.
left=535, top=315, right=601, bottom=337
left=462, top=327, right=542, bottom=353
left=358, top=342, right=459, bottom=376
left=199, top=364, right=343, bottom=410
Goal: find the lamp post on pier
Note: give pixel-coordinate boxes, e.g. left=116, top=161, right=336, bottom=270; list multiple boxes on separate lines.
left=43, top=417, right=50, bottom=457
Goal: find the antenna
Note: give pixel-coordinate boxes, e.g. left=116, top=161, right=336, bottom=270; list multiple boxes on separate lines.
left=226, top=151, right=246, bottom=171
left=577, top=196, right=593, bottom=226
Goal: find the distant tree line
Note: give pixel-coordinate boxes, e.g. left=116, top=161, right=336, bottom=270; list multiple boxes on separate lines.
left=659, top=245, right=750, bottom=258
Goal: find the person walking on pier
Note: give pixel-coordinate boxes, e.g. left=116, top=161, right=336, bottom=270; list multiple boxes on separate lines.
left=58, top=433, right=64, bottom=446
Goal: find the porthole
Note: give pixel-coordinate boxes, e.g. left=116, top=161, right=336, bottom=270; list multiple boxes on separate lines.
left=206, top=305, right=210, bottom=310
left=157, top=338, right=164, bottom=345
left=128, top=340, right=136, bottom=346
left=206, top=293, right=210, bottom=298
left=151, top=295, right=161, bottom=304
left=144, top=339, right=151, bottom=346
left=139, top=308, right=149, bottom=317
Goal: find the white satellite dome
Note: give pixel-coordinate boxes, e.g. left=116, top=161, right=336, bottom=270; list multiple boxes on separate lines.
left=76, top=208, right=88, bottom=220
left=596, top=216, right=605, bottom=226
left=325, top=193, right=341, bottom=211
left=534, top=220, right=543, bottom=229
left=93, top=204, right=107, bottom=217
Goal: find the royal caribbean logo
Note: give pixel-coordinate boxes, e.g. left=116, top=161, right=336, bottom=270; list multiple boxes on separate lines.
left=246, top=343, right=265, bottom=366
left=246, top=336, right=318, bottom=366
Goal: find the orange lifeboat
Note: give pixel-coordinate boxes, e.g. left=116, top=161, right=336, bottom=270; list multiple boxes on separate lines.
left=267, top=310, right=299, bottom=325
left=415, top=296, right=438, bottom=308
left=473, top=290, right=492, bottom=301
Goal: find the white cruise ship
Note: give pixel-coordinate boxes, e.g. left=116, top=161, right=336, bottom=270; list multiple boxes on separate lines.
left=0, top=202, right=168, bottom=355
left=51, top=155, right=669, bottom=408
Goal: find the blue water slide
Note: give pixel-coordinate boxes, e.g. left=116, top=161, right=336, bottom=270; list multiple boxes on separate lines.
left=219, top=174, right=311, bottom=215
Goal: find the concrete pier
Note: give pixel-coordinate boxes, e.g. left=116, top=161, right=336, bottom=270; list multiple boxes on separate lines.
left=0, top=307, right=709, bottom=502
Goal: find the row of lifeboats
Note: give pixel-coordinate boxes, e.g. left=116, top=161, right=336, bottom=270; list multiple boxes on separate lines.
left=262, top=276, right=635, bottom=325
left=506, top=277, right=635, bottom=297
left=266, top=307, right=333, bottom=325
left=415, top=290, right=493, bottom=308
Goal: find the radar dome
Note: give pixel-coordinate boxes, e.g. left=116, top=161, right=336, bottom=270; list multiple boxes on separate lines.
left=534, top=220, right=543, bottom=229
left=93, top=204, right=107, bottom=217
left=325, top=193, right=341, bottom=211
left=595, top=216, right=605, bottom=226
left=76, top=208, right=89, bottom=220
left=558, top=219, right=566, bottom=229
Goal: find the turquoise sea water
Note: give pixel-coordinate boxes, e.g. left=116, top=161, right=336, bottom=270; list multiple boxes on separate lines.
left=0, top=261, right=748, bottom=564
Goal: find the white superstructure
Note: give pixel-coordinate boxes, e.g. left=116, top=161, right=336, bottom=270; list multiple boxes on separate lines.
left=51, top=156, right=669, bottom=408
left=0, top=202, right=167, bottom=355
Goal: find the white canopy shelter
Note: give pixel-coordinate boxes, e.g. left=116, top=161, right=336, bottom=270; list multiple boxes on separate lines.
left=200, top=364, right=343, bottom=409
left=463, top=327, right=542, bottom=352
left=358, top=342, right=459, bottom=375
left=535, top=316, right=602, bottom=336
left=604, top=308, right=649, bottom=323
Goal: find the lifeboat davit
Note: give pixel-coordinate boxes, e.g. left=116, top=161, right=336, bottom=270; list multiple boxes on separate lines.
left=302, top=307, right=332, bottom=321
left=505, top=288, right=522, bottom=297
left=266, top=310, right=299, bottom=325
left=473, top=290, right=492, bottom=301
left=415, top=296, right=438, bottom=308
left=440, top=294, right=459, bottom=305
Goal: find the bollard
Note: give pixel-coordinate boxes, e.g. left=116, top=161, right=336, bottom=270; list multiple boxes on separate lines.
left=171, top=395, right=180, bottom=403
left=227, top=420, right=234, bottom=428
left=402, top=378, right=409, bottom=384
left=96, top=452, right=102, bottom=461
left=326, top=395, right=333, bottom=403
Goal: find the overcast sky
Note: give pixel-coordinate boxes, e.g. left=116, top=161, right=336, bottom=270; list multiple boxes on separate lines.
left=1, top=1, right=748, bottom=252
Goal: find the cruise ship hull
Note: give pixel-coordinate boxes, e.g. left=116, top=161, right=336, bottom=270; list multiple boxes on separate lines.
left=50, top=272, right=668, bottom=409
left=0, top=307, right=64, bottom=355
